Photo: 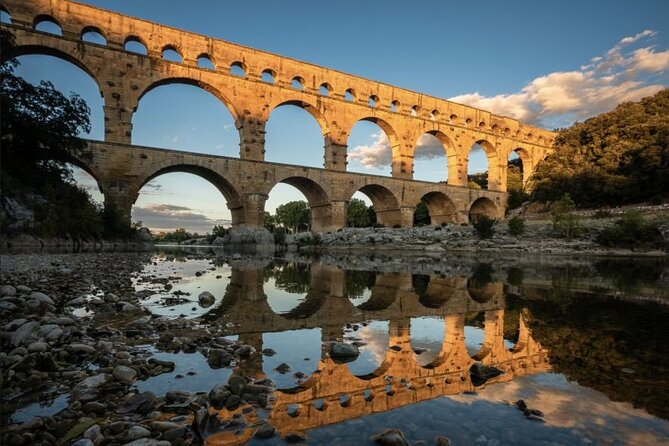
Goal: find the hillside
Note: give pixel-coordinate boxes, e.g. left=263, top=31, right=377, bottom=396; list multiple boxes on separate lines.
left=530, top=89, right=669, bottom=207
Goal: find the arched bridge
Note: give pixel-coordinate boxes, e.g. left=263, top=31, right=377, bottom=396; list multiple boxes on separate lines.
left=1, top=0, right=557, bottom=229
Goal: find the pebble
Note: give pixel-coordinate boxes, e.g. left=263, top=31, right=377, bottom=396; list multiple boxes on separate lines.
left=27, top=341, right=48, bottom=353
left=29, top=292, right=54, bottom=305
left=126, top=426, right=151, bottom=440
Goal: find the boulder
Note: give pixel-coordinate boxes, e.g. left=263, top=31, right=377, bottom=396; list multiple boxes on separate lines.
left=329, top=342, right=360, bottom=363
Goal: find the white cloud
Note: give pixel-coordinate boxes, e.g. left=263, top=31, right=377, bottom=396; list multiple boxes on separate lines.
left=449, top=30, right=667, bottom=128
left=347, top=131, right=392, bottom=169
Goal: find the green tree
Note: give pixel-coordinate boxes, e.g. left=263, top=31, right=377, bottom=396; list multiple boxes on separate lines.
left=413, top=201, right=431, bottom=226
left=551, top=193, right=579, bottom=241
left=263, top=211, right=276, bottom=231
left=468, top=172, right=488, bottom=189
left=347, top=198, right=372, bottom=227
left=275, top=201, right=311, bottom=233
left=0, top=30, right=138, bottom=239
left=1, top=30, right=91, bottom=189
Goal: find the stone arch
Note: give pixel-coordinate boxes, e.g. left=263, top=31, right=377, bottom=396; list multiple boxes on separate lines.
left=80, top=26, right=106, bottom=45
left=412, top=275, right=455, bottom=308
left=135, top=77, right=241, bottom=121
left=277, top=291, right=326, bottom=320
left=418, top=191, right=457, bottom=225
left=468, top=197, right=498, bottom=223
left=1, top=45, right=103, bottom=96
left=1, top=5, right=11, bottom=24
left=196, top=53, right=215, bottom=69
left=348, top=116, right=400, bottom=166
left=417, top=130, right=463, bottom=184
left=271, top=176, right=331, bottom=232
left=469, top=139, right=500, bottom=190
left=349, top=184, right=401, bottom=227
left=269, top=100, right=330, bottom=137
left=123, top=35, right=148, bottom=55
left=137, top=164, right=242, bottom=224
left=510, top=147, right=532, bottom=186
left=33, top=14, right=62, bottom=35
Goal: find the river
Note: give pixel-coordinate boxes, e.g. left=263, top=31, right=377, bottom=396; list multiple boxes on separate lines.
left=1, top=247, right=668, bottom=445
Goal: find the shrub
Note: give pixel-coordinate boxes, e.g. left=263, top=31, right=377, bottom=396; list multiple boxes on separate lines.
left=473, top=215, right=497, bottom=239
left=595, top=211, right=664, bottom=249
left=273, top=228, right=286, bottom=245
left=508, top=216, right=525, bottom=236
left=551, top=193, right=580, bottom=241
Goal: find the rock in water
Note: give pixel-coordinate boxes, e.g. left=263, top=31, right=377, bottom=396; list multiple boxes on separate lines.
left=198, top=291, right=216, bottom=307
left=371, top=429, right=410, bottom=446
left=470, top=363, right=504, bottom=386
left=329, top=342, right=360, bottom=363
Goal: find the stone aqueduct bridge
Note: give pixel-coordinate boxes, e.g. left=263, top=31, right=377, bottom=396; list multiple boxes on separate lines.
left=2, top=0, right=557, bottom=229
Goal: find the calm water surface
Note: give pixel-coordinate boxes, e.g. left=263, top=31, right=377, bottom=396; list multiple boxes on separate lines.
left=10, top=248, right=669, bottom=445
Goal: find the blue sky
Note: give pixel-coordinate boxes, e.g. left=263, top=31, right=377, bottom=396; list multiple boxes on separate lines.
left=5, top=0, right=668, bottom=232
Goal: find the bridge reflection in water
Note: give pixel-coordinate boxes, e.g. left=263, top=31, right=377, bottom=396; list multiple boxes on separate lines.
left=201, top=262, right=551, bottom=445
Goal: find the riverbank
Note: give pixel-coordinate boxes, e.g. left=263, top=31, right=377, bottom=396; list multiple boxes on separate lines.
left=285, top=216, right=668, bottom=257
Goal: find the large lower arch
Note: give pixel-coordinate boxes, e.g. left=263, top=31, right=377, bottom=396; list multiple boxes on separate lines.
left=136, top=164, right=242, bottom=225
left=419, top=191, right=458, bottom=225
left=271, top=176, right=331, bottom=232
left=469, top=197, right=499, bottom=223
left=350, top=184, right=402, bottom=228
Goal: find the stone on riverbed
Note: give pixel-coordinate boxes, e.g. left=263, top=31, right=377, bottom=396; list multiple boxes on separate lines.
left=10, top=321, right=39, bottom=347
left=113, top=365, right=138, bottom=383
left=30, top=292, right=55, bottom=305
left=329, top=342, right=360, bottom=363
left=0, top=285, right=16, bottom=296
left=207, top=348, right=232, bottom=368
left=198, top=291, right=216, bottom=307
left=371, top=429, right=410, bottom=446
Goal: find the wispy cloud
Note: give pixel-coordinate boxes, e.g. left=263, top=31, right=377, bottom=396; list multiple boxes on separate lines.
left=132, top=203, right=230, bottom=234
left=449, top=30, right=668, bottom=128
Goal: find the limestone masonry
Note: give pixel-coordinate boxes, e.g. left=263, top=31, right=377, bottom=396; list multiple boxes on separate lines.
left=1, top=0, right=557, bottom=230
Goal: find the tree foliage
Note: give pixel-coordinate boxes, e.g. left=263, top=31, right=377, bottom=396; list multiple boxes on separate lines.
left=347, top=198, right=373, bottom=227
left=531, top=89, right=669, bottom=206
left=0, top=30, right=137, bottom=239
left=413, top=201, right=431, bottom=226
left=275, top=200, right=311, bottom=233
left=1, top=30, right=91, bottom=188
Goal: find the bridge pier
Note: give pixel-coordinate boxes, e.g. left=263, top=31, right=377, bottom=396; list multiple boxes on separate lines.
left=238, top=193, right=268, bottom=228
left=324, top=142, right=348, bottom=171
left=237, top=118, right=267, bottom=161
left=101, top=181, right=137, bottom=224
left=103, top=104, right=133, bottom=144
